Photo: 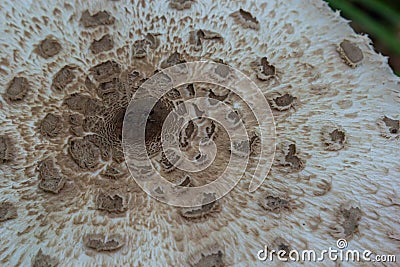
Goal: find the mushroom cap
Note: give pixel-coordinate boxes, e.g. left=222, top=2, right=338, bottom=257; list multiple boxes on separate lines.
left=0, top=0, right=399, bottom=266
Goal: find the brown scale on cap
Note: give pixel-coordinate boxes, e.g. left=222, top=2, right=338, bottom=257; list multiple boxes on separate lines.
left=257, top=189, right=305, bottom=220
left=378, top=115, right=400, bottom=139
left=160, top=52, right=187, bottom=69
left=37, top=157, right=66, bottom=193
left=270, top=93, right=298, bottom=111
left=329, top=129, right=346, bottom=145
left=214, top=65, right=231, bottom=80
left=95, top=191, right=126, bottom=213
left=179, top=193, right=221, bottom=222
left=84, top=134, right=112, bottom=161
left=321, top=123, right=347, bottom=151
left=35, top=36, right=62, bottom=58
left=230, top=130, right=260, bottom=158
left=187, top=243, right=225, bottom=267
left=31, top=249, right=58, bottom=267
left=184, top=84, right=195, bottom=97
left=225, top=109, right=242, bottom=129
left=90, top=60, right=121, bottom=83
left=260, top=195, right=290, bottom=213
left=68, top=137, right=101, bottom=169
left=0, top=202, right=17, bottom=222
left=96, top=78, right=121, bottom=100
left=4, top=77, right=29, bottom=102
left=0, top=135, right=14, bottom=163
left=132, top=39, right=149, bottom=58
left=144, top=33, right=160, bottom=49
left=165, top=88, right=182, bottom=101
left=132, top=33, right=159, bottom=58
left=82, top=116, right=103, bottom=133
left=83, top=234, right=124, bottom=251
left=331, top=202, right=362, bottom=239
left=80, top=10, right=115, bottom=28
left=341, top=207, right=362, bottom=238
left=230, top=9, right=260, bottom=30
left=280, top=143, right=305, bottom=172
left=337, top=40, right=364, bottom=68
left=169, top=0, right=196, bottom=10
left=175, top=174, right=193, bottom=187
left=208, top=89, right=229, bottom=102
left=192, top=250, right=224, bottom=267
left=189, top=29, right=222, bottom=51
left=382, top=116, right=400, bottom=134
left=90, top=34, right=114, bottom=54
left=64, top=94, right=104, bottom=116
left=255, top=57, right=276, bottom=81
left=230, top=139, right=251, bottom=158
left=272, top=237, right=291, bottom=255
left=68, top=113, right=84, bottom=126
left=39, top=113, right=63, bottom=138
left=51, top=65, right=76, bottom=91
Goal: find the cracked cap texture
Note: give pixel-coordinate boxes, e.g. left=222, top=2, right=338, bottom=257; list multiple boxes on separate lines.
left=0, top=0, right=399, bottom=266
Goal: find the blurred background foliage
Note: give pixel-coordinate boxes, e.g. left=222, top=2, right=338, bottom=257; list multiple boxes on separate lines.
left=325, top=0, right=400, bottom=75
